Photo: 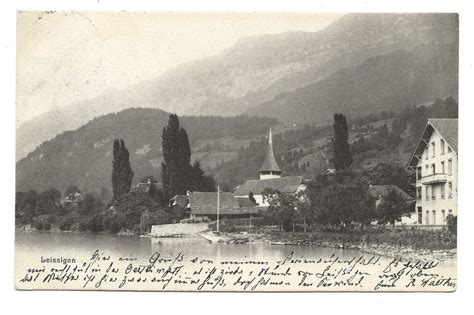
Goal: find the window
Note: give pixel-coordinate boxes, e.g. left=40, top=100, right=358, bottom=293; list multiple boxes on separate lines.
left=431, top=163, right=436, bottom=175
left=432, top=210, right=436, bottom=225
left=425, top=146, right=429, bottom=160
left=448, top=209, right=453, bottom=216
left=441, top=161, right=445, bottom=173
left=448, top=159, right=453, bottom=175
left=431, top=142, right=436, bottom=157
left=417, top=207, right=423, bottom=224
left=431, top=186, right=436, bottom=200
left=426, top=164, right=429, bottom=174
left=417, top=166, right=422, bottom=180
left=441, top=184, right=445, bottom=199
left=441, top=139, right=445, bottom=155
left=448, top=182, right=453, bottom=198
left=425, top=186, right=430, bottom=200
left=426, top=211, right=430, bottom=225
left=441, top=210, right=446, bottom=223
left=417, top=187, right=422, bottom=199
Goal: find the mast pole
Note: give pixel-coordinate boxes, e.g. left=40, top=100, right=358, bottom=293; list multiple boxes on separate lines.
left=216, top=185, right=220, bottom=233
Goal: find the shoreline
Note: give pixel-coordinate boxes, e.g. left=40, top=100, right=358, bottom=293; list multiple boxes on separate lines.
left=16, top=227, right=456, bottom=263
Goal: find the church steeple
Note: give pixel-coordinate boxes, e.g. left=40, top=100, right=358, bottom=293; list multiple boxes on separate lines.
left=259, top=127, right=281, bottom=180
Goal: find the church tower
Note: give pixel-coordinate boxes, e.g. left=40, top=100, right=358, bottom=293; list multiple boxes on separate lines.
left=259, top=127, right=281, bottom=180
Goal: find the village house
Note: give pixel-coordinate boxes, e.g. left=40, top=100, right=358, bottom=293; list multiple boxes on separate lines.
left=406, top=118, right=458, bottom=226
left=130, top=178, right=162, bottom=194
left=169, top=191, right=262, bottom=221
left=368, top=184, right=415, bottom=225
left=61, top=191, right=83, bottom=206
left=168, top=127, right=305, bottom=221
left=233, top=127, right=306, bottom=206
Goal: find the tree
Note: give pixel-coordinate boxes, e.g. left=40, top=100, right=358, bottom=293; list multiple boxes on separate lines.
left=161, top=114, right=216, bottom=200
left=446, top=214, right=457, bottom=235
left=369, top=162, right=414, bottom=195
left=114, top=193, right=168, bottom=233
left=161, top=114, right=191, bottom=200
left=36, top=189, right=62, bottom=215
left=248, top=192, right=257, bottom=205
left=333, top=113, right=352, bottom=170
left=63, top=185, right=81, bottom=198
left=262, top=188, right=297, bottom=232
left=296, top=191, right=311, bottom=232
left=15, top=190, right=38, bottom=223
left=375, top=188, right=412, bottom=226
left=308, top=171, right=375, bottom=229
left=78, top=192, right=104, bottom=216
left=189, top=161, right=216, bottom=192
left=112, top=139, right=134, bottom=200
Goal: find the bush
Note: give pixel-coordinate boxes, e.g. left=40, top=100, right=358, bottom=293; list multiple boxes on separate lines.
left=34, top=221, right=43, bottom=231
left=446, top=214, right=457, bottom=235
left=86, top=214, right=104, bottom=233
left=58, top=214, right=75, bottom=231
left=43, top=222, right=51, bottom=231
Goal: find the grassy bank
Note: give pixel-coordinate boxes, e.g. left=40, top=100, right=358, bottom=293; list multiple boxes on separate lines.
left=267, top=229, right=456, bottom=250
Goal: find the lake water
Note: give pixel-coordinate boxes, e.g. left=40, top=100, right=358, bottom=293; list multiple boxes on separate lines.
left=15, top=230, right=366, bottom=263
left=15, top=231, right=456, bottom=291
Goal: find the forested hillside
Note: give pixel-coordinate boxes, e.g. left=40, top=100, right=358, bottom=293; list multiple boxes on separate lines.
left=214, top=97, right=458, bottom=189
left=16, top=109, right=276, bottom=193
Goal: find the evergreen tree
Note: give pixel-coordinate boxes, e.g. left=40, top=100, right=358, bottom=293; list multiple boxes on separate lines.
left=119, top=139, right=134, bottom=198
left=161, top=114, right=216, bottom=200
left=161, top=114, right=192, bottom=200
left=332, top=113, right=352, bottom=170
left=112, top=139, right=120, bottom=200
left=112, top=139, right=134, bottom=200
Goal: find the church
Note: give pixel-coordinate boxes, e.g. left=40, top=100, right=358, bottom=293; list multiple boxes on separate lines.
left=168, top=127, right=305, bottom=220
left=233, top=127, right=306, bottom=207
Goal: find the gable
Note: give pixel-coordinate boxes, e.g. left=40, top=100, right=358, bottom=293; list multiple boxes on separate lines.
left=407, top=118, right=458, bottom=169
left=233, top=176, right=303, bottom=196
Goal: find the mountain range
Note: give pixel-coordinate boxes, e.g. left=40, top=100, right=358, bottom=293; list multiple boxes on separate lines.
left=16, top=109, right=276, bottom=192
left=16, top=13, right=458, bottom=160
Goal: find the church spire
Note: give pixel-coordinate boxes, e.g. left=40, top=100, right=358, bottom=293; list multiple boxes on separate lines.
left=259, top=127, right=281, bottom=180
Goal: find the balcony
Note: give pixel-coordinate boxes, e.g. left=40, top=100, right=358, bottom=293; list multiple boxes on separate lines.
left=421, top=173, right=447, bottom=185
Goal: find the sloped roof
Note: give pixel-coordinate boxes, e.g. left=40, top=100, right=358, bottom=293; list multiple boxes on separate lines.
left=170, top=194, right=188, bottom=207
left=192, top=205, right=264, bottom=216
left=131, top=183, right=150, bottom=193
left=234, top=176, right=304, bottom=196
left=368, top=185, right=414, bottom=201
left=429, top=119, right=458, bottom=153
left=323, top=168, right=336, bottom=175
left=235, top=196, right=257, bottom=207
left=188, top=192, right=240, bottom=215
left=259, top=128, right=281, bottom=173
left=407, top=118, right=458, bottom=168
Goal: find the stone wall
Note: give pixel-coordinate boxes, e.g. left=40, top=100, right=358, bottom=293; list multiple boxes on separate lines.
left=150, top=222, right=209, bottom=237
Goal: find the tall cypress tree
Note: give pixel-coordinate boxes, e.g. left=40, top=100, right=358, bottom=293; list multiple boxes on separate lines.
left=333, top=113, right=353, bottom=171
left=162, top=114, right=191, bottom=200
left=161, top=114, right=215, bottom=200
left=112, top=139, right=121, bottom=200
left=119, top=139, right=134, bottom=197
left=111, top=138, right=134, bottom=200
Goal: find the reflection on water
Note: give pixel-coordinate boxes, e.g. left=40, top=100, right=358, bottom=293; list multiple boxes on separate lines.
left=15, top=231, right=365, bottom=263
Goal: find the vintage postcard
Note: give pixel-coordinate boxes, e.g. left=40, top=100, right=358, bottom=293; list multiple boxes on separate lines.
left=15, top=11, right=458, bottom=291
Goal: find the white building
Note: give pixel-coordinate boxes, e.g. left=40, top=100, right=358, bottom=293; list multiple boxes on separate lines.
left=406, top=118, right=458, bottom=226
left=233, top=127, right=306, bottom=207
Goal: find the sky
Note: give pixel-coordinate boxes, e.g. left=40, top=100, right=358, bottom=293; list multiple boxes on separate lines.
left=16, top=11, right=342, bottom=127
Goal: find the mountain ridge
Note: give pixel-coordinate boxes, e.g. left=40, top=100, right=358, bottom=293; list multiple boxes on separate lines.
left=17, top=13, right=458, bottom=159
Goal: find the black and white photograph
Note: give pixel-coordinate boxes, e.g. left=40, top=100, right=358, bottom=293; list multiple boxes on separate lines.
left=13, top=9, right=459, bottom=292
